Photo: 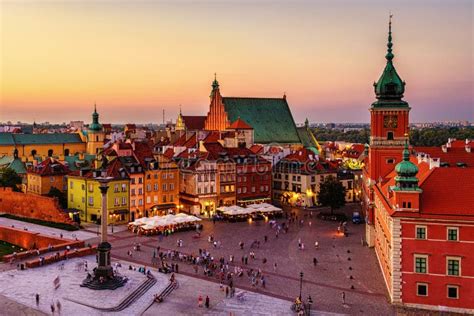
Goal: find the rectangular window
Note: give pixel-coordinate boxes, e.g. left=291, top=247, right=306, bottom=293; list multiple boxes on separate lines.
left=122, top=197, right=126, bottom=206
left=447, top=258, right=460, bottom=276
left=88, top=196, right=94, bottom=206
left=154, top=174, right=158, bottom=179
left=154, top=183, right=158, bottom=191
left=131, top=189, right=135, bottom=196
left=169, top=173, right=174, bottom=179
left=154, top=196, right=158, bottom=203
left=447, top=285, right=459, bottom=299
left=131, top=178, right=135, bottom=184
left=416, top=226, right=427, bottom=239
left=121, top=184, right=127, bottom=192
left=417, top=283, right=428, bottom=297
left=81, top=197, right=85, bottom=203
left=138, top=188, right=143, bottom=195
left=131, top=200, right=135, bottom=206
left=237, top=188, right=241, bottom=194
left=114, top=198, right=119, bottom=206
left=114, top=184, right=119, bottom=193
left=414, top=255, right=427, bottom=273
left=146, top=184, right=151, bottom=192
left=170, top=183, right=174, bottom=190
left=138, top=199, right=143, bottom=206
left=447, top=227, right=459, bottom=241
left=70, top=193, right=74, bottom=201
left=146, top=196, right=151, bottom=204
left=163, top=195, right=167, bottom=203
left=162, top=173, right=167, bottom=179
left=70, top=182, right=74, bottom=189
left=162, top=183, right=167, bottom=191
left=251, top=186, right=256, bottom=193
left=170, top=195, right=174, bottom=202
left=138, top=178, right=143, bottom=184
left=88, top=184, right=93, bottom=192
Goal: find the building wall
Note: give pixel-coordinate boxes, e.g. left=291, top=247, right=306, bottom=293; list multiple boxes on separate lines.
left=67, top=177, right=129, bottom=223
left=0, top=187, right=73, bottom=224
left=27, top=173, right=66, bottom=195
left=1, top=142, right=86, bottom=159
left=236, top=162, right=272, bottom=205
left=400, top=219, right=474, bottom=311
left=129, top=173, right=144, bottom=220
left=86, top=130, right=105, bottom=154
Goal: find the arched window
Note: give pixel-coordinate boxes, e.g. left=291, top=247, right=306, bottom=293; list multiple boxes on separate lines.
left=64, top=149, right=70, bottom=156
left=48, top=149, right=53, bottom=157
left=96, top=136, right=99, bottom=142
left=387, top=131, right=394, bottom=141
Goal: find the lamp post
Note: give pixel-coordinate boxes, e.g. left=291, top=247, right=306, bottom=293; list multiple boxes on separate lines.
left=82, top=174, right=127, bottom=290
left=299, top=271, right=304, bottom=300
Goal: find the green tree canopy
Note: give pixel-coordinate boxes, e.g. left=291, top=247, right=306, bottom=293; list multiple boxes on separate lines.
left=0, top=168, right=22, bottom=191
left=318, top=175, right=346, bottom=214
left=47, top=187, right=67, bottom=209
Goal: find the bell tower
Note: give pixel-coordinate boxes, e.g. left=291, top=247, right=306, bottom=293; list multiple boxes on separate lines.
left=368, top=15, right=410, bottom=182
left=87, top=104, right=105, bottom=155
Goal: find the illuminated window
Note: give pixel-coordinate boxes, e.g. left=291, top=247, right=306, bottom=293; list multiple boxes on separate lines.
left=447, top=227, right=459, bottom=241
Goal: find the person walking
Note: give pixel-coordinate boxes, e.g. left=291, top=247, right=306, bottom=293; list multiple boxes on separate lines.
left=50, top=304, right=55, bottom=314
left=198, top=295, right=203, bottom=307
left=313, top=257, right=318, bottom=266
left=205, top=296, right=210, bottom=308
left=35, top=293, right=39, bottom=306
left=56, top=300, right=61, bottom=314
left=225, top=286, right=229, bottom=298
left=341, top=291, right=346, bottom=305
left=273, top=262, right=277, bottom=272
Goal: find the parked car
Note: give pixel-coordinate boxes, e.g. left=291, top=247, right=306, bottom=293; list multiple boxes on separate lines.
left=352, top=212, right=363, bottom=224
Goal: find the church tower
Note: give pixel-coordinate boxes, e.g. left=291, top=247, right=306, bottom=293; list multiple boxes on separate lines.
left=368, top=16, right=410, bottom=182
left=204, top=73, right=230, bottom=131
left=86, top=104, right=105, bottom=155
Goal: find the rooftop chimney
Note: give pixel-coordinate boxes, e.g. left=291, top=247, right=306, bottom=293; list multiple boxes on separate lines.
left=466, top=145, right=472, bottom=153
left=429, top=157, right=440, bottom=169
left=442, top=145, right=448, bottom=153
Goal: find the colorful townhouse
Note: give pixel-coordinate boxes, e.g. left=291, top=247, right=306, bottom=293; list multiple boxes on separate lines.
left=67, top=158, right=130, bottom=224
left=27, top=158, right=69, bottom=195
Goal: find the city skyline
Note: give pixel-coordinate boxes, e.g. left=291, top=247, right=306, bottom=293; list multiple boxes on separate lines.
left=1, top=0, right=472, bottom=124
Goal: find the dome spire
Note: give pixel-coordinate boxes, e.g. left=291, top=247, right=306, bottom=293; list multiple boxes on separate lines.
left=386, top=13, right=394, bottom=62
left=210, top=73, right=220, bottom=98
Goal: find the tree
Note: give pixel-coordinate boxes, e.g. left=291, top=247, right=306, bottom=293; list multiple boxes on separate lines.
left=47, top=187, right=67, bottom=209
left=0, top=168, right=22, bottom=191
left=318, top=176, right=346, bottom=214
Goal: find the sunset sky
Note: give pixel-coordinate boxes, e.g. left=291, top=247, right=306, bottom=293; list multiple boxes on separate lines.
left=0, top=0, right=472, bottom=124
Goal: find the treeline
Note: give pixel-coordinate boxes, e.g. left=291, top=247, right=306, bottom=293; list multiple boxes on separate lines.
left=312, top=127, right=474, bottom=147
left=410, top=127, right=474, bottom=147
left=312, top=128, right=370, bottom=144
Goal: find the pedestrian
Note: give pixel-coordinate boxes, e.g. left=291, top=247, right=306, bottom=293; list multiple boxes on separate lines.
left=35, top=293, right=39, bottom=306
left=56, top=300, right=61, bottom=313
left=50, top=304, right=55, bottom=314
left=273, top=262, right=277, bottom=272
left=342, top=291, right=346, bottom=305
left=264, top=235, right=268, bottom=242
left=225, top=286, right=229, bottom=298
left=175, top=263, right=179, bottom=273
left=313, top=257, right=318, bottom=266
left=198, top=295, right=203, bottom=307
left=205, top=296, right=210, bottom=308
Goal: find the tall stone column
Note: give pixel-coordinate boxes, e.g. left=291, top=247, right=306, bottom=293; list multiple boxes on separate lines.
left=99, top=182, right=109, bottom=243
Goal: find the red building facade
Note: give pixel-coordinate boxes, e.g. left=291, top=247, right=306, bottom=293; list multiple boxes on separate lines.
left=363, top=18, right=474, bottom=313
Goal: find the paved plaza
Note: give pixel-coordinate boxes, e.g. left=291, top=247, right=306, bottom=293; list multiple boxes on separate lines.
left=110, top=204, right=393, bottom=315
left=0, top=204, right=394, bottom=315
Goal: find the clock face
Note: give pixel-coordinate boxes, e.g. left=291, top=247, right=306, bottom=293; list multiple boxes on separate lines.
left=384, top=115, right=398, bottom=128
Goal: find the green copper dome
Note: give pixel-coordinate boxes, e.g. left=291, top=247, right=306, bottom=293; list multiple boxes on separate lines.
left=395, top=141, right=418, bottom=176
left=372, top=16, right=408, bottom=108
left=392, top=140, right=421, bottom=191
left=89, top=104, right=103, bottom=131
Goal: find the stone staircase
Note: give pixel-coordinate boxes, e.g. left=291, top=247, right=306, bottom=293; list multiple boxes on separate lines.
left=66, top=274, right=157, bottom=312
left=139, top=280, right=179, bottom=315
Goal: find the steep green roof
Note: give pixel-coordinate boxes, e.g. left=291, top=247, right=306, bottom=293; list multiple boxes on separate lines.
left=222, top=97, right=300, bottom=144
left=0, top=133, right=84, bottom=145
left=297, top=127, right=320, bottom=153
left=0, top=156, right=26, bottom=174
left=63, top=154, right=96, bottom=171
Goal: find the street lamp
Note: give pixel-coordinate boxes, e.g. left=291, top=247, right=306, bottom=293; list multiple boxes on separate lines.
left=307, top=295, right=313, bottom=316
left=299, top=271, right=304, bottom=300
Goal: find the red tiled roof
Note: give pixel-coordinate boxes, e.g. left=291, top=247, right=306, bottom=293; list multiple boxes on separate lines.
left=448, top=139, right=473, bottom=148
left=182, top=116, right=206, bottom=130
left=342, top=144, right=365, bottom=159
left=282, top=148, right=318, bottom=163
left=133, top=141, right=154, bottom=167
left=228, top=118, right=253, bottom=130
left=173, top=133, right=188, bottom=147
left=414, top=146, right=474, bottom=167
left=125, top=124, right=136, bottom=129
left=420, top=167, right=474, bottom=216
left=163, top=148, right=175, bottom=159
left=28, top=158, right=69, bottom=176
left=203, top=131, right=221, bottom=143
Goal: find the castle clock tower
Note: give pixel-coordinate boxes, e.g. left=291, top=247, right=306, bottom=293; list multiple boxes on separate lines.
left=369, top=16, right=410, bottom=182
left=86, top=104, right=105, bottom=155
